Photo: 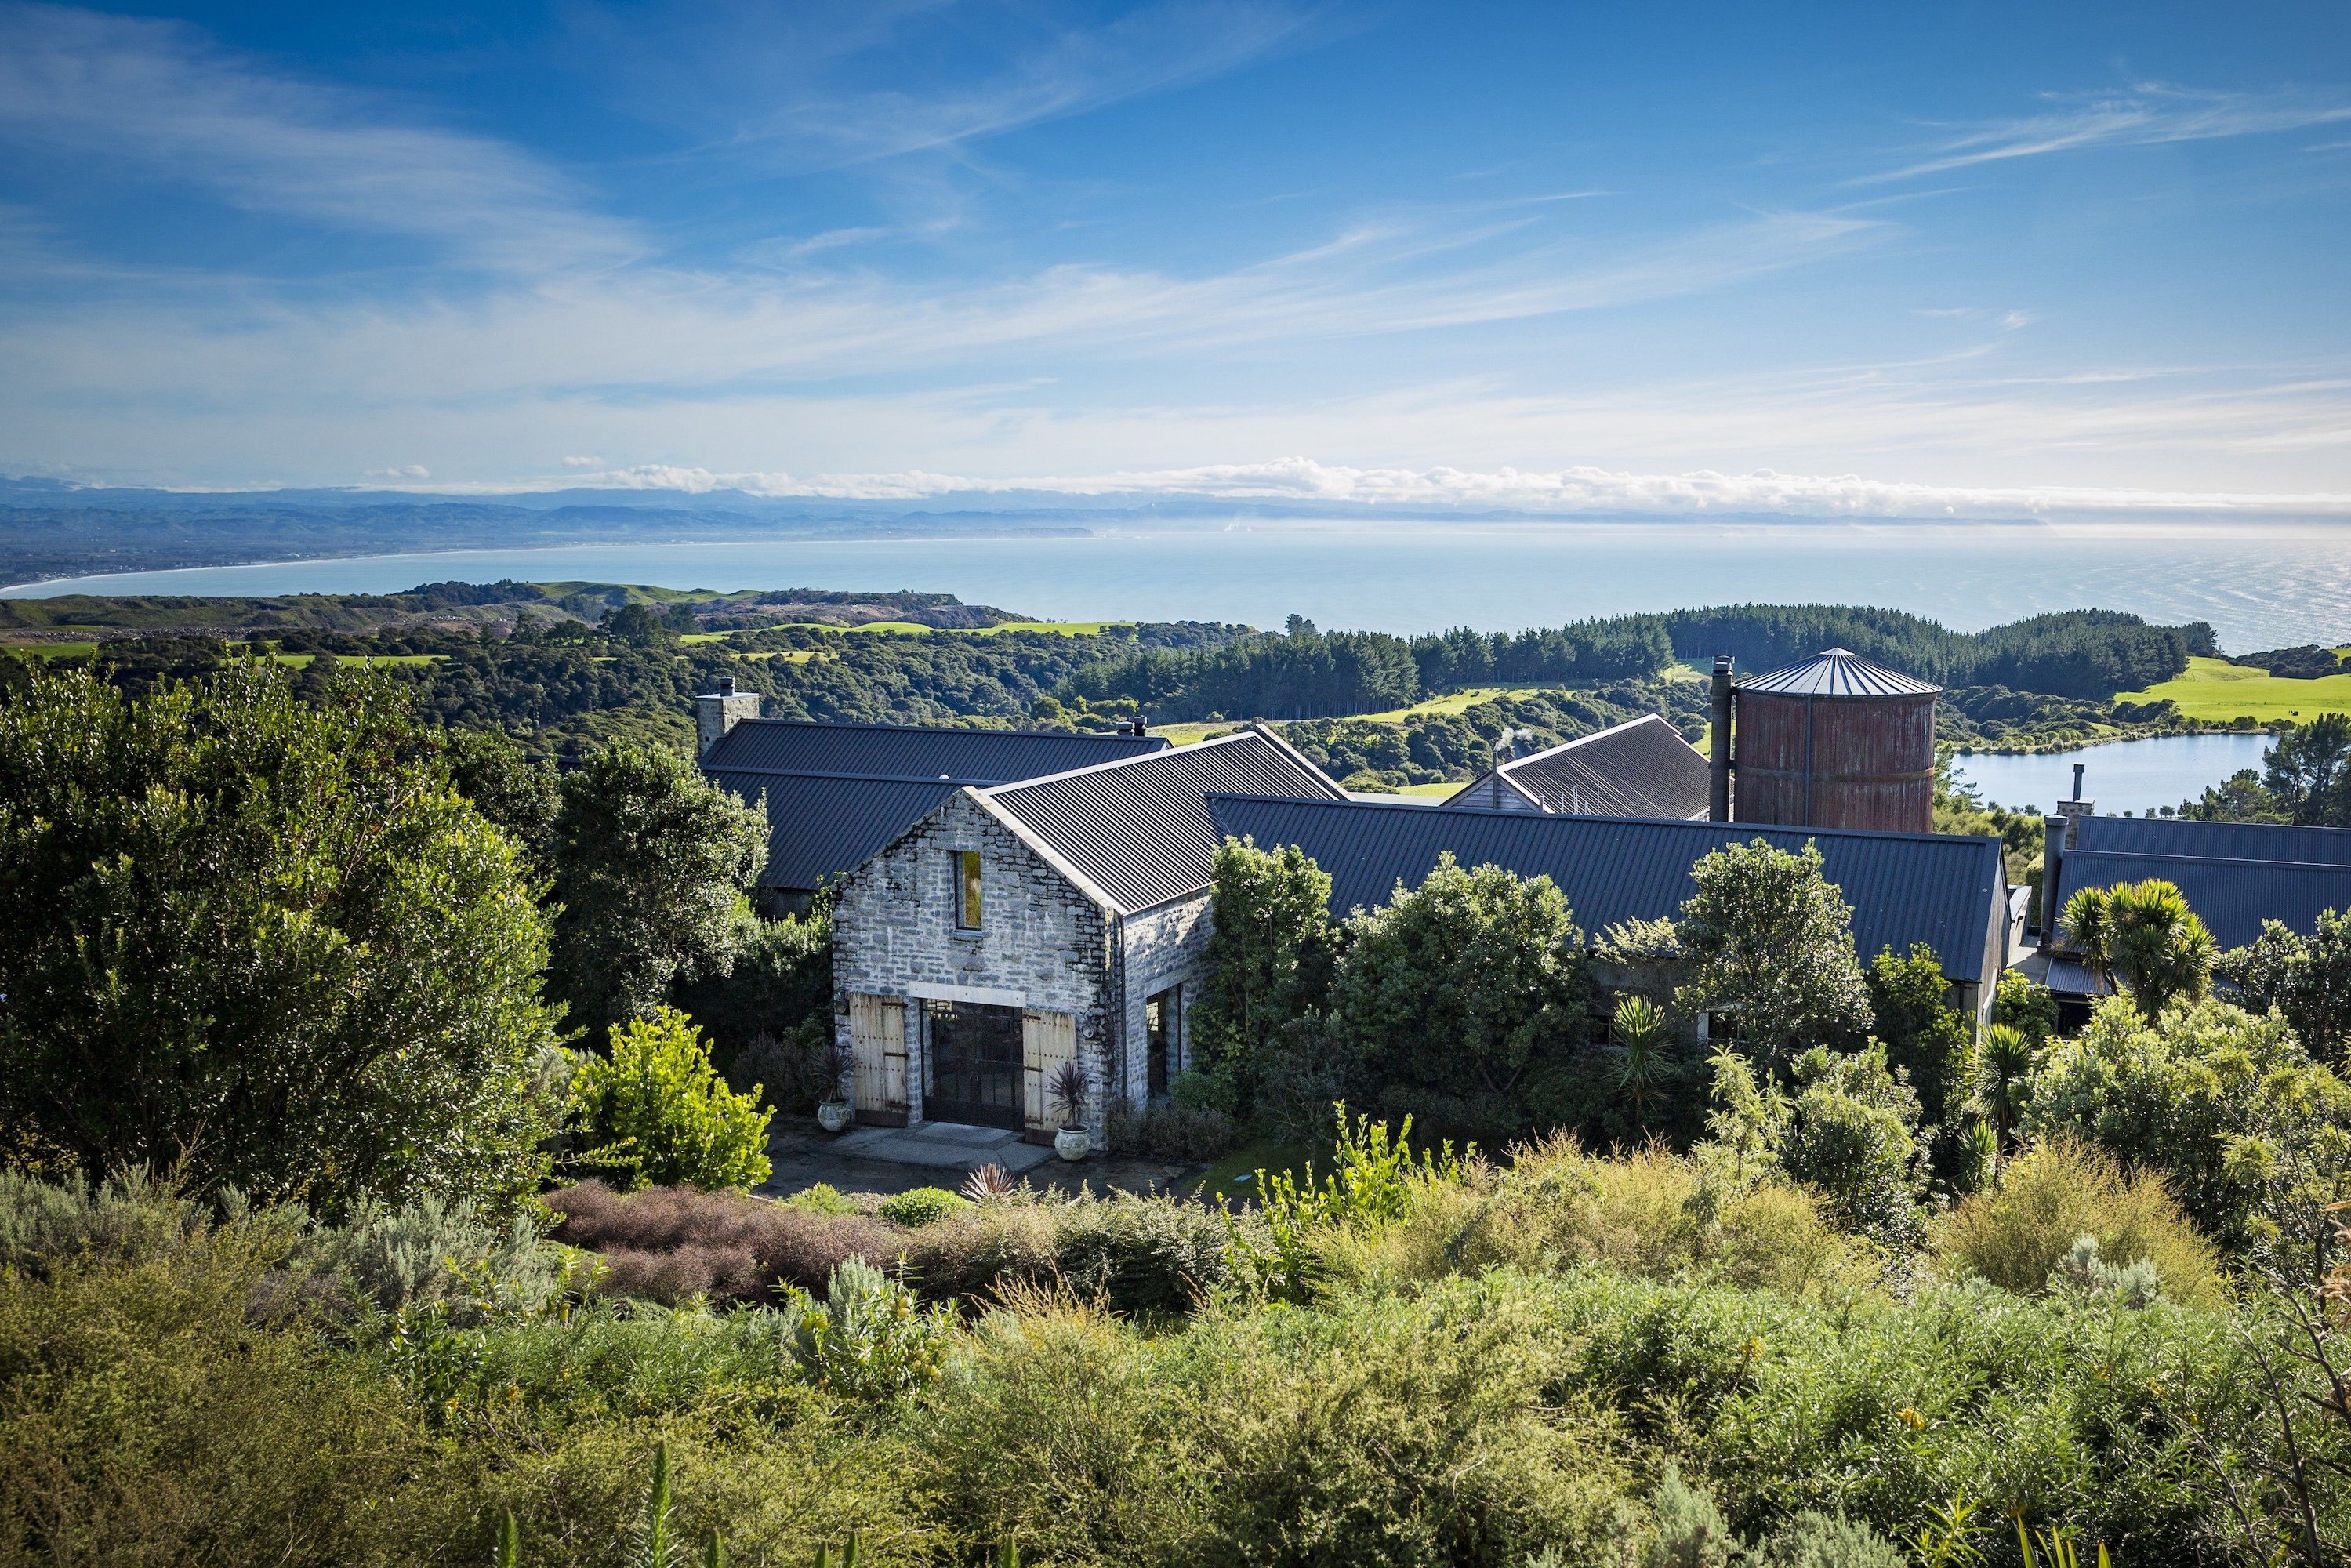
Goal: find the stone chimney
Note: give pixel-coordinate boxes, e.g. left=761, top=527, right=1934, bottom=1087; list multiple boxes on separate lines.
left=696, top=676, right=760, bottom=758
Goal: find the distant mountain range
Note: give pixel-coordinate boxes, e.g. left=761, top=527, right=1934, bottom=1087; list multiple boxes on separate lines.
left=0, top=478, right=1120, bottom=586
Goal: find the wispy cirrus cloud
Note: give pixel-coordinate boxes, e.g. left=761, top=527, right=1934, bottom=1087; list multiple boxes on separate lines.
left=1863, top=82, right=2351, bottom=183
left=0, top=2, right=635, bottom=271
left=580, top=0, right=1319, bottom=171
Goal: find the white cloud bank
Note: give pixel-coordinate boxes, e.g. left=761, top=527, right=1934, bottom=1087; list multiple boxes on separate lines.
left=511, top=457, right=2351, bottom=517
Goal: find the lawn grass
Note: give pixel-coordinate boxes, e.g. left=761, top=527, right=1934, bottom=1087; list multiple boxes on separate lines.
left=782, top=619, right=1126, bottom=637
left=267, top=652, right=439, bottom=669
left=2121, top=654, right=2351, bottom=724
left=1152, top=721, right=1243, bottom=746
left=1351, top=684, right=1560, bottom=722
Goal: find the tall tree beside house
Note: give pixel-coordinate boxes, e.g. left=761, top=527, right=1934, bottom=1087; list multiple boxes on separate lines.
left=1189, top=838, right=1339, bottom=1115
left=1865, top=942, right=1976, bottom=1178
left=548, top=742, right=768, bottom=1040
left=1674, top=838, right=1873, bottom=1071
left=1329, top=853, right=1589, bottom=1138
left=0, top=664, right=563, bottom=1213
left=437, top=724, right=561, bottom=868
left=2059, top=877, right=2217, bottom=1020
left=2264, top=712, right=2351, bottom=827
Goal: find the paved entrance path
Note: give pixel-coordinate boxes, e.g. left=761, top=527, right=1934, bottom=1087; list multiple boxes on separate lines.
left=760, top=1117, right=1207, bottom=1200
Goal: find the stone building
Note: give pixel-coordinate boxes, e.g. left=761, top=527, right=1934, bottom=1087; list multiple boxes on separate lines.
left=694, top=697, right=1164, bottom=915
left=829, top=728, right=1346, bottom=1138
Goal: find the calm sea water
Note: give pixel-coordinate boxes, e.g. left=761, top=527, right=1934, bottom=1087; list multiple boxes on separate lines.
left=1946, top=733, right=2273, bottom=816
left=9, top=517, right=2351, bottom=654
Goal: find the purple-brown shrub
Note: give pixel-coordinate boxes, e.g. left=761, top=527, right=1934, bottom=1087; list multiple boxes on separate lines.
left=545, top=1181, right=905, bottom=1303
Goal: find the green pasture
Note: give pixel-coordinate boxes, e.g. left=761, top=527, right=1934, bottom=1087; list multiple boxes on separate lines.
left=2121, top=654, right=2351, bottom=724
left=268, top=652, right=439, bottom=669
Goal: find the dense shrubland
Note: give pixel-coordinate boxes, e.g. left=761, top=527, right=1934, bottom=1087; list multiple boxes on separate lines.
left=11, top=643, right=2351, bottom=1563
left=3, top=1114, right=2346, bottom=1566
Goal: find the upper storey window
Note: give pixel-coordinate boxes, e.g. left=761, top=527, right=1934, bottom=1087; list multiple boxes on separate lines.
left=956, top=850, right=983, bottom=931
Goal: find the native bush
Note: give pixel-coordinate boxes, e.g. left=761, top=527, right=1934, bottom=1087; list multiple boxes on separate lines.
left=878, top=1187, right=967, bottom=1228
left=2022, top=996, right=2351, bottom=1267
left=1774, top=1044, right=1929, bottom=1250
left=570, top=1007, right=774, bottom=1192
left=785, top=1258, right=955, bottom=1403
left=2061, top=877, right=2219, bottom=1018
left=2221, top=909, right=2351, bottom=1069
left=1864, top=942, right=1975, bottom=1178
left=783, top=1181, right=858, bottom=1216
left=1538, top=1265, right=2331, bottom=1557
left=672, top=903, right=833, bottom=1071
left=1105, top=1097, right=1239, bottom=1161
left=1330, top=854, right=1589, bottom=1139
left=0, top=1226, right=447, bottom=1568
left=1189, top=837, right=1338, bottom=1116
left=0, top=1166, right=228, bottom=1275
left=0, top=663, right=563, bottom=1214
left=1933, top=1138, right=2224, bottom=1308
left=902, top=1190, right=1232, bottom=1313
left=287, top=1191, right=582, bottom=1320
left=1430, top=1138, right=1878, bottom=1297
left=1674, top=838, right=1872, bottom=1068
left=548, top=741, right=767, bottom=1036
left=923, top=1279, right=1634, bottom=1567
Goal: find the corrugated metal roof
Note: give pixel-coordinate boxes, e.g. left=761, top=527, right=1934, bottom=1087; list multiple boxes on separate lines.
left=1740, top=648, right=1941, bottom=698
left=2073, top=815, right=2351, bottom=866
left=1446, top=714, right=1709, bottom=819
left=1209, top=794, right=2005, bottom=985
left=986, top=729, right=1348, bottom=913
left=2052, top=848, right=2351, bottom=949
left=711, top=773, right=959, bottom=894
left=702, top=717, right=1165, bottom=779
left=2043, top=955, right=2110, bottom=997
left=700, top=719, right=1167, bottom=894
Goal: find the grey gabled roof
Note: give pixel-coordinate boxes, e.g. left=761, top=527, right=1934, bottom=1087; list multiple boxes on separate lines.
left=985, top=728, right=1348, bottom=913
left=730, top=776, right=960, bottom=896
left=1209, top=794, right=2007, bottom=985
left=701, top=718, right=1167, bottom=894
left=2073, top=815, right=2351, bottom=866
left=1740, top=648, right=1940, bottom=698
left=702, top=717, right=1165, bottom=779
left=2051, top=848, right=2351, bottom=950
left=1446, top=714, right=1709, bottom=819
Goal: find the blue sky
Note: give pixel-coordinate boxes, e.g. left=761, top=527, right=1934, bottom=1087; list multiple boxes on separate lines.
left=2, top=0, right=2348, bottom=514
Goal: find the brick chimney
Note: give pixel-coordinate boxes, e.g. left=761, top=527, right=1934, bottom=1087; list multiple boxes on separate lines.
left=696, top=676, right=760, bottom=758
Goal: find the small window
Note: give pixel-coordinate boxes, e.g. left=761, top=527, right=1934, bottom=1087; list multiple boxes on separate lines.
left=956, top=850, right=983, bottom=930
left=1145, top=986, right=1177, bottom=1100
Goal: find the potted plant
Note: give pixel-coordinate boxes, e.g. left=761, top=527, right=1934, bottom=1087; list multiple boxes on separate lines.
left=1048, top=1058, right=1090, bottom=1161
left=815, top=1040, right=855, bottom=1134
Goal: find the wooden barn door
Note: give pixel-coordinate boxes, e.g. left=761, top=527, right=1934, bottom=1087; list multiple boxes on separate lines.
left=847, top=994, right=907, bottom=1124
left=1021, top=1010, right=1078, bottom=1135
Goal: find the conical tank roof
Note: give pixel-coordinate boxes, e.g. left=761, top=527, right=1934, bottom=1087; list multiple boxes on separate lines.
left=1739, top=648, right=1940, bottom=698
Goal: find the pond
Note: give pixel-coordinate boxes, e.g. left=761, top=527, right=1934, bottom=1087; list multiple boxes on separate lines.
left=1946, top=732, right=2273, bottom=817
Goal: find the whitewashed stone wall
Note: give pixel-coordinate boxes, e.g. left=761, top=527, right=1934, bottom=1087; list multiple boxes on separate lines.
left=1115, top=895, right=1214, bottom=1107
left=832, top=790, right=1115, bottom=1128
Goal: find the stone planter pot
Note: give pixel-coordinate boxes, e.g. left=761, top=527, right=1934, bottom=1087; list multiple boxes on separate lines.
left=1054, top=1125, right=1091, bottom=1163
left=816, top=1099, right=854, bottom=1134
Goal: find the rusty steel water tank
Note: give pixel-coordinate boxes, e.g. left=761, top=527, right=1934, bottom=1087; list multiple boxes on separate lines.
left=1730, top=648, right=1939, bottom=833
